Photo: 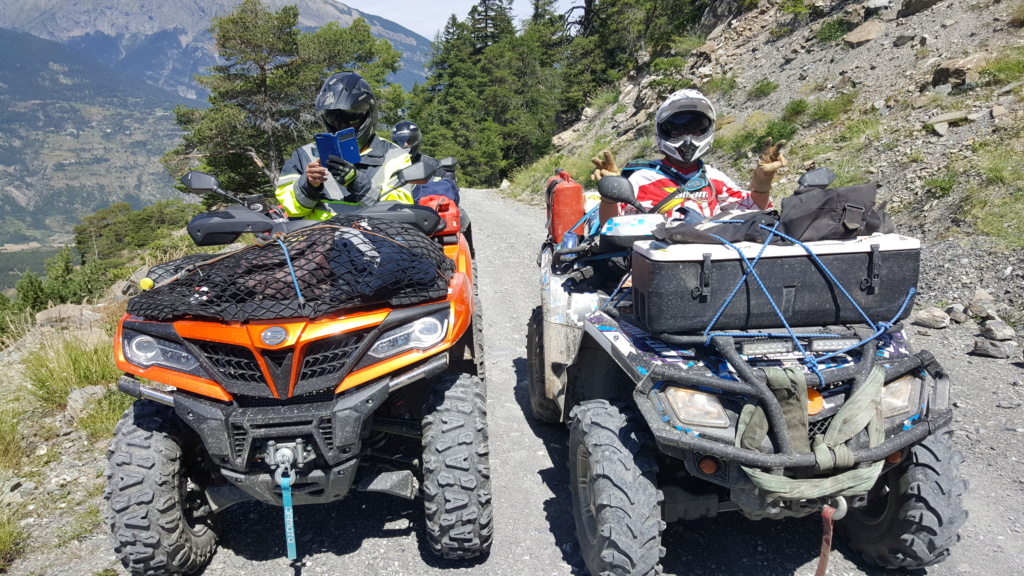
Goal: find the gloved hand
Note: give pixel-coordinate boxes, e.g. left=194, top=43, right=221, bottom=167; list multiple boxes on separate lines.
left=326, top=155, right=357, bottom=186
left=749, top=138, right=787, bottom=193
left=590, top=149, right=619, bottom=182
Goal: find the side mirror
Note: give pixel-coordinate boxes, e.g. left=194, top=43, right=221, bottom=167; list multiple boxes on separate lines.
left=395, top=162, right=433, bottom=186
left=598, top=176, right=646, bottom=213
left=440, top=157, right=459, bottom=170
left=180, top=171, right=220, bottom=194
left=187, top=206, right=274, bottom=246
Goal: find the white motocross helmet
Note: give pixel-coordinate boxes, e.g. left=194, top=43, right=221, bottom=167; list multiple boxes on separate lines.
left=655, top=89, right=716, bottom=164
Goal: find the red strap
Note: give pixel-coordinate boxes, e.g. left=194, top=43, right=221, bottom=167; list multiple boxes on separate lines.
left=814, top=505, right=836, bottom=576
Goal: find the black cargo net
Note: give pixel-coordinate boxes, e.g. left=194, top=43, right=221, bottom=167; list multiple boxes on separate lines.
left=127, top=216, right=455, bottom=322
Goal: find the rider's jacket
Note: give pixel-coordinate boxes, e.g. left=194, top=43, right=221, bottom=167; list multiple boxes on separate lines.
left=623, top=160, right=772, bottom=218
left=275, top=135, right=414, bottom=219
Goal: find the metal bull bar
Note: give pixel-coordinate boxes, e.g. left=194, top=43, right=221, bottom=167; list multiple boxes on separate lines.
left=636, top=336, right=953, bottom=469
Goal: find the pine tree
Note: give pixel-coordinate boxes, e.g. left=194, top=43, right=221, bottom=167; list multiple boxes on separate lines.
left=163, top=0, right=402, bottom=197
left=15, top=271, right=48, bottom=313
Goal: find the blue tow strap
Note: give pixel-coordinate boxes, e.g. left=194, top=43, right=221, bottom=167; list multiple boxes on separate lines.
left=280, top=474, right=297, bottom=560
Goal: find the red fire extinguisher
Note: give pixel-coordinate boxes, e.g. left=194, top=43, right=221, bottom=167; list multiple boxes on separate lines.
left=544, top=170, right=585, bottom=244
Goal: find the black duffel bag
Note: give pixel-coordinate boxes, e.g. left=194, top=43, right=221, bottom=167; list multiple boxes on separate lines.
left=778, top=183, right=894, bottom=242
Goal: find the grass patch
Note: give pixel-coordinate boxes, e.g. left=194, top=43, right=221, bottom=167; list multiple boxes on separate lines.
left=507, top=139, right=616, bottom=201
left=981, top=46, right=1024, bottom=85
left=702, top=75, right=738, bottom=95
left=671, top=34, right=707, bottom=56
left=0, top=409, right=24, bottom=470
left=982, top=152, right=1024, bottom=186
left=837, top=117, right=882, bottom=143
left=589, top=89, right=620, bottom=110
left=0, top=308, right=34, bottom=351
left=782, top=99, right=809, bottom=121
left=649, top=76, right=694, bottom=98
left=748, top=79, right=779, bottom=99
left=908, top=150, right=925, bottom=163
left=1009, top=2, right=1024, bottom=27
left=23, top=331, right=121, bottom=409
left=816, top=18, right=851, bottom=43
left=716, top=114, right=799, bottom=157
left=78, top=389, right=134, bottom=441
left=770, top=26, right=794, bottom=37
left=58, top=503, right=102, bottom=546
left=0, top=510, right=24, bottom=572
left=780, top=0, right=809, bottom=16
left=612, top=104, right=627, bottom=116
left=924, top=170, right=959, bottom=197
left=809, top=91, right=859, bottom=123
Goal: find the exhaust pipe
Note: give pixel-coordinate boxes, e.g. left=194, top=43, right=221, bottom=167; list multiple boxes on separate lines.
left=117, top=375, right=175, bottom=407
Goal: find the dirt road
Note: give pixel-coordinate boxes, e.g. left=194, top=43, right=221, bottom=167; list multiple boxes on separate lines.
left=11, top=188, right=1023, bottom=576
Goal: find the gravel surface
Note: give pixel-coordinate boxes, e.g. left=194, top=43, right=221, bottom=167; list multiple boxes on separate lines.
left=7, top=188, right=1024, bottom=575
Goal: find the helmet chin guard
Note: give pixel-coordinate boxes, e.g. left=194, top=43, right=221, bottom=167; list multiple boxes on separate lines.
left=655, top=89, right=716, bottom=164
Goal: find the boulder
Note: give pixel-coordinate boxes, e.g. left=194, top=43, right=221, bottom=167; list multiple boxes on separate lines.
left=932, top=54, right=989, bottom=87
left=981, top=320, right=1017, bottom=341
left=35, top=304, right=104, bottom=328
left=843, top=21, right=885, bottom=48
left=973, top=338, right=1017, bottom=359
left=968, top=289, right=1002, bottom=319
left=898, top=0, right=943, bottom=18
left=66, top=385, right=107, bottom=422
left=944, top=304, right=969, bottom=324
left=912, top=307, right=950, bottom=329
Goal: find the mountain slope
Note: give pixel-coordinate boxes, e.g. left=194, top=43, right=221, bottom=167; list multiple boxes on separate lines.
left=0, top=29, right=187, bottom=245
left=0, top=0, right=433, bottom=98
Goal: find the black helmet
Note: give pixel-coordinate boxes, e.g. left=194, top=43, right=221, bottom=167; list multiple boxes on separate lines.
left=390, top=120, right=422, bottom=158
left=316, top=72, right=378, bottom=150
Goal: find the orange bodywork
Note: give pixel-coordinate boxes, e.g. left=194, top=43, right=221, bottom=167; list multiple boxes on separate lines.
left=115, top=231, right=474, bottom=402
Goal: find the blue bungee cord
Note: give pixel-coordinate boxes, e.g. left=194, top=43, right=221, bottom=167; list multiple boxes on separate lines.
left=274, top=237, right=306, bottom=305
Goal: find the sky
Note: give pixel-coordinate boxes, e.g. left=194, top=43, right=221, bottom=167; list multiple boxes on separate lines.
left=342, top=0, right=570, bottom=41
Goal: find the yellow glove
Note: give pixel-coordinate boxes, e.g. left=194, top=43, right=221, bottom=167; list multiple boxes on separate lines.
left=750, top=138, right=787, bottom=193
left=590, top=149, right=619, bottom=182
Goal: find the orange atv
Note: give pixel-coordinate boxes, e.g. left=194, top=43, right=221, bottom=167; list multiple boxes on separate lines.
left=105, top=167, right=489, bottom=575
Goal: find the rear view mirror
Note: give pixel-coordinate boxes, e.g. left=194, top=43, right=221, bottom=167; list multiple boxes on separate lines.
left=181, top=171, right=220, bottom=194
left=440, top=157, right=459, bottom=170
left=797, top=167, right=837, bottom=190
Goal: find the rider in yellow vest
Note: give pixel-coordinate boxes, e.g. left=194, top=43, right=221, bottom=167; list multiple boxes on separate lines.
left=275, top=72, right=413, bottom=219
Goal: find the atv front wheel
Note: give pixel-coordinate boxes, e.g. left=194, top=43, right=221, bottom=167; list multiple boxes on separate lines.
left=568, top=400, right=664, bottom=576
left=840, top=428, right=968, bottom=568
left=105, top=399, right=218, bottom=575
left=421, top=373, right=493, bottom=558
left=526, top=306, right=561, bottom=424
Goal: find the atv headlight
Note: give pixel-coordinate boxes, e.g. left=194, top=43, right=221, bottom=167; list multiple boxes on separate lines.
left=366, top=311, right=449, bottom=360
left=663, top=387, right=730, bottom=428
left=122, top=330, right=200, bottom=372
left=881, top=374, right=921, bottom=418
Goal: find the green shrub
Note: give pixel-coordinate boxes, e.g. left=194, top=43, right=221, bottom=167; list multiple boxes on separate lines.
left=0, top=409, right=23, bottom=471
left=809, top=91, right=859, bottom=123
left=816, top=18, right=851, bottom=43
left=748, top=79, right=779, bottom=99
left=671, top=34, right=706, bottom=56
left=716, top=117, right=798, bottom=157
left=0, top=510, right=24, bottom=572
left=24, top=332, right=121, bottom=409
left=924, top=170, right=959, bottom=197
left=780, top=0, right=809, bottom=16
left=649, top=76, right=694, bottom=98
left=650, top=57, right=687, bottom=74
left=981, top=47, right=1024, bottom=85
left=78, top=390, right=134, bottom=441
left=770, top=26, right=794, bottom=37
left=702, top=75, right=738, bottom=95
left=589, top=89, right=620, bottom=110
left=782, top=99, right=809, bottom=121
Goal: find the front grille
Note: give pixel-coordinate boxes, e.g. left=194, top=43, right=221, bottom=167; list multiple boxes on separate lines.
left=293, top=331, right=370, bottom=396
left=231, top=423, right=247, bottom=460
left=189, top=340, right=273, bottom=398
left=318, top=417, right=335, bottom=450
left=234, top=389, right=336, bottom=408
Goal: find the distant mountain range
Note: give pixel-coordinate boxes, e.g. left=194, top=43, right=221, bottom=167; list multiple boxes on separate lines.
left=0, top=0, right=433, bottom=99
left=0, top=1, right=434, bottom=246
